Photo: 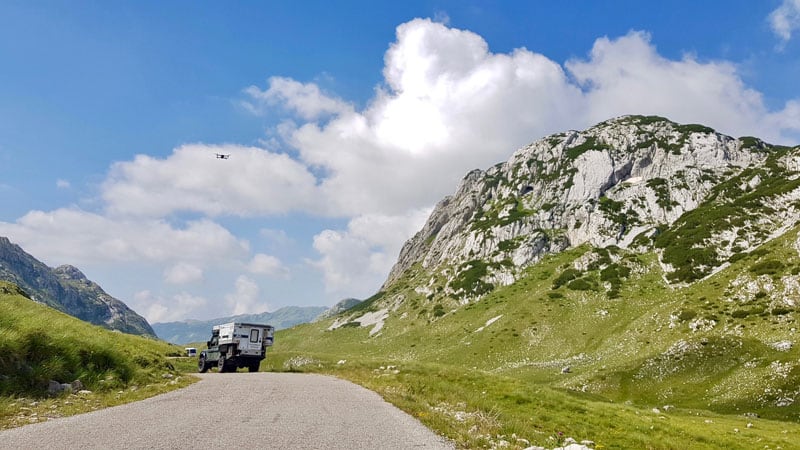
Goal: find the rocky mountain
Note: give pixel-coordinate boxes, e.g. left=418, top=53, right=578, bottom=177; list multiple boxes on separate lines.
left=385, top=115, right=800, bottom=299
left=153, top=305, right=329, bottom=344
left=0, top=237, right=155, bottom=337
left=275, top=116, right=800, bottom=447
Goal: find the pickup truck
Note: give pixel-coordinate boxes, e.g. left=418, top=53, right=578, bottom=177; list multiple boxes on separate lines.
left=198, top=322, right=275, bottom=373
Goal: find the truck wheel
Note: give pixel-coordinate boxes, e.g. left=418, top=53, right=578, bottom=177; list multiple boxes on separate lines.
left=248, top=363, right=259, bottom=372
left=218, top=355, right=227, bottom=372
left=198, top=355, right=209, bottom=373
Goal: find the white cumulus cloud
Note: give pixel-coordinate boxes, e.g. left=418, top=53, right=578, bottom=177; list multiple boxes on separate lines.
left=0, top=208, right=249, bottom=266
left=225, top=275, right=269, bottom=316
left=566, top=31, right=785, bottom=141
left=102, top=143, right=321, bottom=218
left=247, top=253, right=288, bottom=277
left=164, top=262, right=204, bottom=285
left=309, top=209, right=431, bottom=299
left=137, top=290, right=208, bottom=323
left=769, top=0, right=800, bottom=45
left=244, top=76, right=353, bottom=120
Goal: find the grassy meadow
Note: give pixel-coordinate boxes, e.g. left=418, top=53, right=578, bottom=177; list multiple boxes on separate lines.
left=0, top=282, right=196, bottom=429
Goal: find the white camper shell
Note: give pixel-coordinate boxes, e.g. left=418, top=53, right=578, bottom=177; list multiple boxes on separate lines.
left=213, top=322, right=275, bottom=357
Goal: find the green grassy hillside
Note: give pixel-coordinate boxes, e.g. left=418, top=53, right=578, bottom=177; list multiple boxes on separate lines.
left=270, top=226, right=800, bottom=449
left=0, top=282, right=194, bottom=428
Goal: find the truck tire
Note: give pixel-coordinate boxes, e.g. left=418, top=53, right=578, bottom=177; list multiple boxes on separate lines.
left=218, top=355, right=227, bottom=372
left=198, top=355, right=209, bottom=373
left=248, top=363, right=259, bottom=372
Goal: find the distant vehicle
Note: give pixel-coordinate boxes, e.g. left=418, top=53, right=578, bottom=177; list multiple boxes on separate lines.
left=185, top=347, right=197, bottom=357
left=198, top=322, right=275, bottom=373
left=215, top=153, right=230, bottom=159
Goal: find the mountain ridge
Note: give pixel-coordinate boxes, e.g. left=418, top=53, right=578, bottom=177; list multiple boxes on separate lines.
left=153, top=298, right=363, bottom=344
left=384, top=115, right=799, bottom=298
left=153, top=305, right=328, bottom=344
left=0, top=236, right=155, bottom=336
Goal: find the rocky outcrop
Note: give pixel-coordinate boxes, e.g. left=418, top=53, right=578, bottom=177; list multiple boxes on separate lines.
left=384, top=115, right=800, bottom=299
left=0, top=237, right=155, bottom=337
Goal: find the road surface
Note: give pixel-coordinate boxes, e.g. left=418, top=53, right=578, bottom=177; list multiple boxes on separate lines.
left=0, top=372, right=454, bottom=450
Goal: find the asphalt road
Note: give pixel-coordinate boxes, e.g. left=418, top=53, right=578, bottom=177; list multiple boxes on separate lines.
left=0, top=372, right=454, bottom=450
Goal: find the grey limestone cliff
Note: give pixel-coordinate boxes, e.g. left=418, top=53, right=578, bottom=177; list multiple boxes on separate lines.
left=384, top=115, right=800, bottom=300
left=0, top=237, right=155, bottom=337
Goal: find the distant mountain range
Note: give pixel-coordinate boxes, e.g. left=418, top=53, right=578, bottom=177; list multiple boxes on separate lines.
left=0, top=236, right=155, bottom=336
left=152, top=304, right=334, bottom=344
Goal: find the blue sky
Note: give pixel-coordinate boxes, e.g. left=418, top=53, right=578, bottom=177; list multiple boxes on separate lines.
left=1, top=1, right=799, bottom=323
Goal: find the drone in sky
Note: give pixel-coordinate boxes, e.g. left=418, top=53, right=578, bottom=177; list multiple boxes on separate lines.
left=215, top=153, right=230, bottom=160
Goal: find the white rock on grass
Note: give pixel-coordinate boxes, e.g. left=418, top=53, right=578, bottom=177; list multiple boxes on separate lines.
left=771, top=341, right=792, bottom=351
left=552, top=444, right=593, bottom=450
left=475, top=315, right=503, bottom=332
left=329, top=308, right=390, bottom=336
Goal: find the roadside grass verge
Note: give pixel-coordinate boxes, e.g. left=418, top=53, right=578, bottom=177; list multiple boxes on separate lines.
left=0, top=281, right=198, bottom=430
left=0, top=376, right=195, bottom=430
left=264, top=351, right=800, bottom=450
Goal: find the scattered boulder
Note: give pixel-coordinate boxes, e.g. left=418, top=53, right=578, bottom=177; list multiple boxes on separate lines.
left=48, top=379, right=85, bottom=395
left=47, top=380, right=61, bottom=395
left=47, top=380, right=72, bottom=395
left=561, top=366, right=571, bottom=374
